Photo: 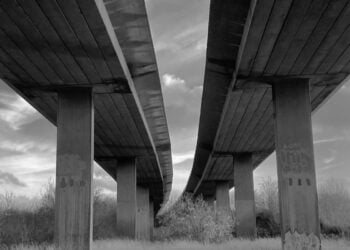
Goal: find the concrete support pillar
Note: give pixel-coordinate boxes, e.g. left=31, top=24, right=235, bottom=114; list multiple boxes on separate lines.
left=116, top=158, right=137, bottom=239
left=234, top=153, right=256, bottom=239
left=204, top=195, right=215, bottom=209
left=55, top=89, right=94, bottom=250
left=273, top=79, right=321, bottom=249
left=136, top=186, right=150, bottom=240
left=149, top=200, right=154, bottom=240
left=215, top=181, right=231, bottom=218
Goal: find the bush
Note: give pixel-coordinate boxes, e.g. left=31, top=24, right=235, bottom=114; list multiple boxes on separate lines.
left=0, top=181, right=117, bottom=246
left=93, top=188, right=117, bottom=240
left=155, top=194, right=234, bottom=243
left=255, top=178, right=279, bottom=223
left=318, top=179, right=350, bottom=230
left=1, top=177, right=350, bottom=246
left=256, top=209, right=280, bottom=238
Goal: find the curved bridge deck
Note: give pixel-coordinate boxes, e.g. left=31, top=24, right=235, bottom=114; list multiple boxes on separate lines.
left=186, top=0, right=349, bottom=196
left=185, top=0, right=350, bottom=246
left=0, top=0, right=172, bottom=246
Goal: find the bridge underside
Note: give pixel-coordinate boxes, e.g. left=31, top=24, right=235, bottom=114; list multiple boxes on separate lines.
left=0, top=0, right=172, bottom=248
left=186, top=0, right=350, bottom=247
left=187, top=0, right=350, bottom=196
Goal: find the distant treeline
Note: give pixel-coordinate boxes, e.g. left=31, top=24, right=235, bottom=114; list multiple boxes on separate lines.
left=0, top=178, right=350, bottom=247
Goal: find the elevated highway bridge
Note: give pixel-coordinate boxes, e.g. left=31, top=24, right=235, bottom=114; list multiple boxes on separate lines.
left=0, top=0, right=172, bottom=248
left=185, top=0, right=350, bottom=248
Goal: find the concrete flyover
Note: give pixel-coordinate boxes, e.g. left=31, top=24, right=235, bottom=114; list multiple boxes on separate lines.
left=0, top=0, right=172, bottom=249
left=185, top=0, right=350, bottom=248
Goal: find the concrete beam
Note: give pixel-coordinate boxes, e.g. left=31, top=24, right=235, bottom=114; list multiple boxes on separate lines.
left=215, top=181, right=231, bottom=218
left=15, top=80, right=131, bottom=97
left=55, top=89, right=94, bottom=250
left=136, top=186, right=150, bottom=240
left=234, top=153, right=256, bottom=239
left=116, top=158, right=137, bottom=239
left=273, top=79, right=321, bottom=249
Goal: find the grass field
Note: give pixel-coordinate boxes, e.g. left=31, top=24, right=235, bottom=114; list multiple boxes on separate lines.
left=8, top=238, right=350, bottom=250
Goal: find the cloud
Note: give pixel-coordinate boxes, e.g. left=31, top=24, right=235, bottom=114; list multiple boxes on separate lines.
left=314, top=137, right=345, bottom=145
left=0, top=170, right=26, bottom=187
left=0, top=140, right=55, bottom=154
left=25, top=168, right=55, bottom=177
left=0, top=91, right=39, bottom=130
left=323, top=157, right=335, bottom=164
left=161, top=73, right=202, bottom=110
left=155, top=22, right=208, bottom=55
left=159, top=73, right=202, bottom=164
left=319, top=164, right=337, bottom=172
left=172, top=159, right=194, bottom=192
left=172, top=151, right=194, bottom=165
left=93, top=178, right=117, bottom=194
left=93, top=173, right=117, bottom=194
left=162, top=74, right=186, bottom=88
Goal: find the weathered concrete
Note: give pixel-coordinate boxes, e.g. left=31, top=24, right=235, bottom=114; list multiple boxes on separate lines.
left=273, top=79, right=321, bottom=250
left=234, top=153, right=256, bottom=239
left=204, top=195, right=215, bottom=209
left=215, top=181, right=231, bottom=218
left=55, top=89, right=94, bottom=250
left=136, top=186, right=150, bottom=240
left=149, top=200, right=154, bottom=240
left=116, top=158, right=137, bottom=239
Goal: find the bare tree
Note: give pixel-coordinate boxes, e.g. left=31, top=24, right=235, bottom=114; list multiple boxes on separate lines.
left=318, top=178, right=350, bottom=231
left=256, top=177, right=279, bottom=222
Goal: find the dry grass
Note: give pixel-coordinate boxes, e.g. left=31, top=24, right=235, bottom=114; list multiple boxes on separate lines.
left=7, top=238, right=350, bottom=250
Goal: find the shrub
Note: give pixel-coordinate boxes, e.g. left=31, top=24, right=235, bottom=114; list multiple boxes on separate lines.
left=0, top=182, right=117, bottom=246
left=256, top=209, right=280, bottom=238
left=93, top=188, right=117, bottom=240
left=255, top=178, right=279, bottom=223
left=255, top=177, right=350, bottom=238
left=318, top=179, right=350, bottom=230
left=318, top=179, right=350, bottom=238
left=155, top=194, right=234, bottom=243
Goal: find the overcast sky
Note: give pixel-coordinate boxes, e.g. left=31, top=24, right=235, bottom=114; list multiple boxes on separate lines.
left=0, top=0, right=350, bottom=199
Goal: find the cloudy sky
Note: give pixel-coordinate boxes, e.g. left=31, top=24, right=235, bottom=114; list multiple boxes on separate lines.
left=1, top=0, right=350, bottom=199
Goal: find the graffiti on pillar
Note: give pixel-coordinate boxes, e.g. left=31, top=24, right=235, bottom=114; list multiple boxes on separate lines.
left=57, top=154, right=88, bottom=189
left=60, top=178, right=67, bottom=188
left=284, top=231, right=320, bottom=250
left=279, top=143, right=312, bottom=173
left=59, top=176, right=87, bottom=189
